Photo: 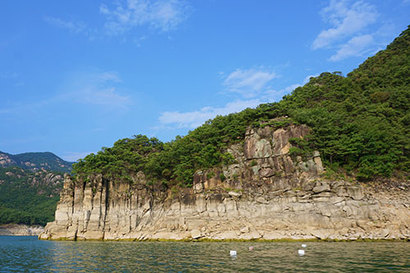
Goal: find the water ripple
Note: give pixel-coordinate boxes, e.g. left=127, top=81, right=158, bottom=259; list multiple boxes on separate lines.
left=0, top=236, right=409, bottom=272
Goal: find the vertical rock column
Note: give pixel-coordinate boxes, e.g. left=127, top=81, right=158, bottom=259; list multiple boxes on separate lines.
left=54, top=174, right=74, bottom=227
left=39, top=174, right=77, bottom=240
left=79, top=175, right=106, bottom=240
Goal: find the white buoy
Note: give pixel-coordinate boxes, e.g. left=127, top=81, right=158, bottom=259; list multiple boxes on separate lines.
left=298, top=249, right=305, bottom=256
left=301, top=244, right=307, bottom=248
left=230, top=250, right=237, bottom=256
left=249, top=246, right=254, bottom=251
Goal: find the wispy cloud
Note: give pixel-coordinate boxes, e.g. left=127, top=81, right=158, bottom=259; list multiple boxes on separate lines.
left=329, top=34, right=374, bottom=61
left=45, top=0, right=190, bottom=40
left=76, top=88, right=130, bottom=107
left=312, top=0, right=378, bottom=50
left=0, top=71, right=130, bottom=115
left=100, top=0, right=191, bottom=35
left=44, top=16, right=88, bottom=34
left=63, top=71, right=131, bottom=109
left=156, top=67, right=319, bottom=131
left=159, top=99, right=263, bottom=129
left=262, top=74, right=317, bottom=100
left=222, top=68, right=278, bottom=98
left=156, top=67, right=315, bottom=130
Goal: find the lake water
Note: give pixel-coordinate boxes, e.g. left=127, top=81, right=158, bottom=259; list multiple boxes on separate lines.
left=0, top=236, right=408, bottom=272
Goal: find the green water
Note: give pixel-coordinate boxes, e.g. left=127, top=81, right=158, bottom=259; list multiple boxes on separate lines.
left=0, top=236, right=408, bottom=272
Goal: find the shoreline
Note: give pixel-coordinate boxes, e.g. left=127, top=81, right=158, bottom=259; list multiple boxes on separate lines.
left=0, top=224, right=44, bottom=236
left=39, top=237, right=410, bottom=242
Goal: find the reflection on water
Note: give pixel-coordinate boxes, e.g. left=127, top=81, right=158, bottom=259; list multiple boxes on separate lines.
left=0, top=236, right=409, bottom=272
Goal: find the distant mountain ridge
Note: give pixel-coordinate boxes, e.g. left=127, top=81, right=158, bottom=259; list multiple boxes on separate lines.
left=0, top=150, right=71, bottom=226
left=0, top=151, right=73, bottom=173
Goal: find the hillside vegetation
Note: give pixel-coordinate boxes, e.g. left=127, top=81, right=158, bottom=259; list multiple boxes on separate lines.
left=0, top=151, right=71, bottom=225
left=0, top=167, right=63, bottom=226
left=73, top=26, right=410, bottom=187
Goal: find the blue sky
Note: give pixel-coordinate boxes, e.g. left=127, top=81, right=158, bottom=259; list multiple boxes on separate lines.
left=1, top=0, right=409, bottom=162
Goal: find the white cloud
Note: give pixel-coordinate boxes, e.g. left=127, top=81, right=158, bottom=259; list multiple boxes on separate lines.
left=262, top=74, right=318, bottom=100
left=302, top=74, right=318, bottom=84
left=100, top=0, right=191, bottom=35
left=96, top=71, right=122, bottom=83
left=0, top=71, right=130, bottom=115
left=223, top=68, right=278, bottom=98
left=44, top=16, right=87, bottom=34
left=45, top=1, right=189, bottom=39
left=157, top=67, right=277, bottom=129
left=157, top=69, right=318, bottom=130
left=67, top=72, right=130, bottom=109
left=312, top=0, right=378, bottom=49
left=281, top=83, right=300, bottom=94
left=77, top=87, right=130, bottom=107
left=329, top=34, right=374, bottom=61
left=159, top=99, right=263, bottom=129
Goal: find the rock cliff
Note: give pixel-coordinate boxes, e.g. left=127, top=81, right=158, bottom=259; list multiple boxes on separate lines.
left=40, top=123, right=410, bottom=241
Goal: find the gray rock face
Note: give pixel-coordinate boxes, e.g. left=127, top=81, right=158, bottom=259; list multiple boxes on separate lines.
left=0, top=224, right=44, bottom=236
left=39, top=124, right=410, bottom=241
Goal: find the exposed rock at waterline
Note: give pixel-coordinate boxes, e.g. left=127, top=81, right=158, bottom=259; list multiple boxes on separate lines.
left=0, top=224, right=44, bottom=236
left=39, top=124, right=409, bottom=241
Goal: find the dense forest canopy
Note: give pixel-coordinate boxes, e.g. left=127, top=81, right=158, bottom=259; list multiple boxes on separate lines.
left=73, top=26, right=410, bottom=186
left=0, top=167, right=63, bottom=226
left=0, top=152, right=70, bottom=225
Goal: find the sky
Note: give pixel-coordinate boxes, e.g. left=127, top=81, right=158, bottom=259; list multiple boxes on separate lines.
left=1, top=0, right=409, bottom=162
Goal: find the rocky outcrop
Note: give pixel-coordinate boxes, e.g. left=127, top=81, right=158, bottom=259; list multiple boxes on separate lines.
left=0, top=152, right=17, bottom=166
left=0, top=224, right=44, bottom=236
left=39, top=123, right=410, bottom=241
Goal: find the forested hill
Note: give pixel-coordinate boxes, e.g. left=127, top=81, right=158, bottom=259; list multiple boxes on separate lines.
left=0, top=151, right=73, bottom=173
left=73, top=26, right=409, bottom=187
left=0, top=151, right=71, bottom=225
left=277, top=26, right=409, bottom=180
left=0, top=167, right=63, bottom=226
